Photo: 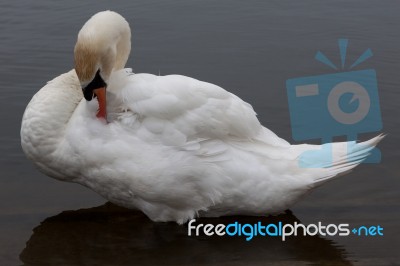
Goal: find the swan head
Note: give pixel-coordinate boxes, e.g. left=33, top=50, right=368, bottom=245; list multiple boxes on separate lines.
left=74, top=11, right=131, bottom=120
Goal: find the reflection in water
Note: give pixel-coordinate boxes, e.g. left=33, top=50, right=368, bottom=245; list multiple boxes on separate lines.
left=20, top=203, right=352, bottom=266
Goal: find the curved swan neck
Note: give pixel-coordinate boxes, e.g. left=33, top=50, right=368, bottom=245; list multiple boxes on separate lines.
left=21, top=70, right=82, bottom=179
left=74, top=11, right=131, bottom=85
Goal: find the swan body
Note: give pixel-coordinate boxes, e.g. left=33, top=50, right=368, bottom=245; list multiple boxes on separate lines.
left=21, top=11, right=382, bottom=223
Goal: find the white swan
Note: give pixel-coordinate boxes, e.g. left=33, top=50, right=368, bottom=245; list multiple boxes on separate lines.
left=21, top=11, right=383, bottom=224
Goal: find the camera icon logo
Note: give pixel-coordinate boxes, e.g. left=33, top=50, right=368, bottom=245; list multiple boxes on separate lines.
left=286, top=39, right=382, bottom=167
left=327, top=80, right=370, bottom=125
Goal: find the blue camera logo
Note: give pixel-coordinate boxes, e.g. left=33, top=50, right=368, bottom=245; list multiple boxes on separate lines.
left=286, top=39, right=382, bottom=167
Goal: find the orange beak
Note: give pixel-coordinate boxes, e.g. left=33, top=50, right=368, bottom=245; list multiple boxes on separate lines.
left=93, top=87, right=107, bottom=120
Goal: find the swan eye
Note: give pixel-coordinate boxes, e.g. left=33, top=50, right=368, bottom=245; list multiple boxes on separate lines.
left=82, top=69, right=107, bottom=101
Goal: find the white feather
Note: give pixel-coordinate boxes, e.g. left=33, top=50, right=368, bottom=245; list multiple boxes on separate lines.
left=21, top=11, right=383, bottom=224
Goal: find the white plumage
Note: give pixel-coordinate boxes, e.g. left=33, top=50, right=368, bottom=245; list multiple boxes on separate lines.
left=21, top=11, right=383, bottom=224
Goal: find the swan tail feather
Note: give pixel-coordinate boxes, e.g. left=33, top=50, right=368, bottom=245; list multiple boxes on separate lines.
left=299, top=134, right=385, bottom=186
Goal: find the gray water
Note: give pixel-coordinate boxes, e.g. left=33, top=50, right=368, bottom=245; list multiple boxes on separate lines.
left=1, top=1, right=399, bottom=265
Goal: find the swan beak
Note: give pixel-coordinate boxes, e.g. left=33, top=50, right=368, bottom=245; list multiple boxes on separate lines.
left=93, top=87, right=107, bottom=120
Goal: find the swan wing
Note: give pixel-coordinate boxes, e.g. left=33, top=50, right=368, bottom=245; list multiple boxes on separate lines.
left=108, top=70, right=289, bottom=148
